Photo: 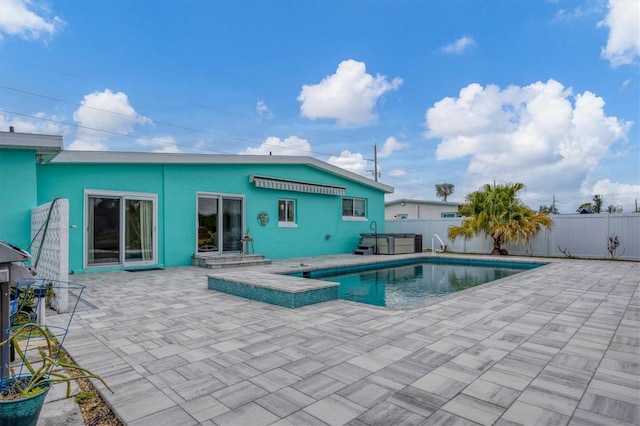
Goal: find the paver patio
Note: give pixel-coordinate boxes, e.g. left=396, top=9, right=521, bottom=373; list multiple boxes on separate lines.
left=51, top=254, right=639, bottom=425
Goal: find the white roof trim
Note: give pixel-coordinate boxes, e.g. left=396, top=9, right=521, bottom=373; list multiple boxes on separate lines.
left=250, top=175, right=346, bottom=196
left=385, top=198, right=461, bottom=207
left=0, top=131, right=63, bottom=162
left=50, top=151, right=394, bottom=193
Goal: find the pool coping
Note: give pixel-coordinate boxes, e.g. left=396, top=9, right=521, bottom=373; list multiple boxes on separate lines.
left=207, top=253, right=556, bottom=308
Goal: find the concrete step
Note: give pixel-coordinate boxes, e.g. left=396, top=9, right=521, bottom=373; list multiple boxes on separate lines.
left=206, top=259, right=273, bottom=269
left=192, top=254, right=271, bottom=269
left=353, top=245, right=375, bottom=255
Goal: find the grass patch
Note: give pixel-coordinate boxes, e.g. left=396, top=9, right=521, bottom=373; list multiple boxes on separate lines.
left=74, top=390, right=96, bottom=404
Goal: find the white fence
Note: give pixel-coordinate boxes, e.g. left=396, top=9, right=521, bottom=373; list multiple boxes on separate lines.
left=386, top=214, right=640, bottom=261
left=30, top=199, right=70, bottom=312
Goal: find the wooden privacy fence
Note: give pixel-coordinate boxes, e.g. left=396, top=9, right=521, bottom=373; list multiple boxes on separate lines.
left=385, top=213, right=639, bottom=261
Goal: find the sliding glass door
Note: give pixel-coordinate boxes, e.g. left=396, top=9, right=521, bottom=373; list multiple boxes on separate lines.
left=197, top=194, right=243, bottom=254
left=87, top=192, right=156, bottom=267
left=197, top=196, right=219, bottom=252
left=125, top=199, right=154, bottom=262
left=222, top=198, right=243, bottom=252
left=87, top=196, right=120, bottom=264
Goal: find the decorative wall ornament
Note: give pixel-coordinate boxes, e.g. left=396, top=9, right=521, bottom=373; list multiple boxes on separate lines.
left=257, top=211, right=269, bottom=226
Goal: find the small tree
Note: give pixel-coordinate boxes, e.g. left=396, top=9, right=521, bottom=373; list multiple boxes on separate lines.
left=607, top=235, right=624, bottom=259
left=606, top=204, right=623, bottom=214
left=539, top=204, right=558, bottom=214
left=435, top=183, right=454, bottom=202
left=592, top=194, right=603, bottom=213
left=577, top=195, right=604, bottom=213
left=448, top=182, right=553, bottom=255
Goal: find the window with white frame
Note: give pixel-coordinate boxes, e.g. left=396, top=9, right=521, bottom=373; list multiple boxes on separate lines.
left=278, top=199, right=296, bottom=226
left=342, top=197, right=366, bottom=219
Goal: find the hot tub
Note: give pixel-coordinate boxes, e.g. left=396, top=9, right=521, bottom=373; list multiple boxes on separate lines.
left=359, top=233, right=417, bottom=255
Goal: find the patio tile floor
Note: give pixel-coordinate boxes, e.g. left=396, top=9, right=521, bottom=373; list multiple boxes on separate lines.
left=48, top=254, right=639, bottom=425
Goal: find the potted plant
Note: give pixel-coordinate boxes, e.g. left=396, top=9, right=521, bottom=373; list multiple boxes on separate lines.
left=9, top=289, right=35, bottom=325
left=241, top=228, right=255, bottom=254
left=0, top=322, right=112, bottom=426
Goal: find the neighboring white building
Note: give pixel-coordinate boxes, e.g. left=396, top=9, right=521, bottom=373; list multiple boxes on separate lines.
left=385, top=199, right=461, bottom=220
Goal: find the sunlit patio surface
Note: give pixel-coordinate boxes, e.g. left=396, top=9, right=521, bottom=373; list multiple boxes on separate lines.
left=49, top=254, right=639, bottom=425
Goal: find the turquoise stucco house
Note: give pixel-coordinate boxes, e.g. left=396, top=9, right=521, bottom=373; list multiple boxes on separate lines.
left=0, top=131, right=393, bottom=274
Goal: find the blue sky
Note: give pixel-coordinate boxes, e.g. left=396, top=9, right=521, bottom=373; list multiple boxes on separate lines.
left=1, top=0, right=638, bottom=212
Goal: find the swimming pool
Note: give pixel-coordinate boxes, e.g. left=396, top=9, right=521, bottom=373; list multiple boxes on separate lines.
left=311, top=259, right=541, bottom=308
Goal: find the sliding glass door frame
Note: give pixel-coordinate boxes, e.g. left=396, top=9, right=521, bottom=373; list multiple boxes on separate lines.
left=196, top=192, right=245, bottom=255
left=84, top=189, right=158, bottom=269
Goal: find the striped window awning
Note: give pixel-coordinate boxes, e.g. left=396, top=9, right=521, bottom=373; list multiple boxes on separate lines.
left=250, top=175, right=346, bottom=196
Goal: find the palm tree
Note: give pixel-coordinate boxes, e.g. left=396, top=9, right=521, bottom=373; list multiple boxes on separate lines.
left=435, top=183, right=454, bottom=202
left=448, top=182, right=553, bottom=255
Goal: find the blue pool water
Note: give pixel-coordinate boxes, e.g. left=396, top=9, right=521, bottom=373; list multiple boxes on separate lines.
left=310, top=259, right=541, bottom=308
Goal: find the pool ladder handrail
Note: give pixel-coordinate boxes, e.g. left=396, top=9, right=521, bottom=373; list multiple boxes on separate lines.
left=370, top=220, right=378, bottom=254
left=432, top=234, right=445, bottom=254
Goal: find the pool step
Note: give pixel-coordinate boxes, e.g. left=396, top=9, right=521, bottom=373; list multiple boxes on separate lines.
left=353, top=245, right=375, bottom=255
left=192, top=254, right=272, bottom=269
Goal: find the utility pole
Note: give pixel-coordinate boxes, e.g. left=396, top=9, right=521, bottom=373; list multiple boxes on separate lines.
left=373, top=144, right=378, bottom=182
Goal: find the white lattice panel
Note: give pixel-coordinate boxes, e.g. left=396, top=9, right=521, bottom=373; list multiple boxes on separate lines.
left=31, top=199, right=70, bottom=312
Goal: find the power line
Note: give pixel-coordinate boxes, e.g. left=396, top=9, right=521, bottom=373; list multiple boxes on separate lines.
left=7, top=61, right=383, bottom=150
left=0, top=83, right=373, bottom=159
left=15, top=62, right=253, bottom=120
left=3, top=110, right=230, bottom=154
left=0, top=85, right=265, bottom=147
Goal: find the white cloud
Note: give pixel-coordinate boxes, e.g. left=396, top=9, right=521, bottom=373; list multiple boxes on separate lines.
left=136, top=135, right=181, bottom=153
left=424, top=79, right=634, bottom=210
left=66, top=138, right=108, bottom=151
left=327, top=150, right=369, bottom=175
left=69, top=89, right=152, bottom=150
left=0, top=110, right=67, bottom=135
left=0, top=0, right=65, bottom=41
left=552, top=2, right=602, bottom=23
left=440, top=36, right=476, bottom=54
left=378, top=136, right=409, bottom=159
left=239, top=135, right=311, bottom=156
left=256, top=100, right=273, bottom=121
left=599, top=0, right=640, bottom=67
left=586, top=179, right=640, bottom=210
left=192, top=139, right=207, bottom=151
left=388, top=167, right=406, bottom=177
left=297, top=59, right=402, bottom=126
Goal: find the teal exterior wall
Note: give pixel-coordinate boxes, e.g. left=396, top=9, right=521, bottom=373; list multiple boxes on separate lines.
left=35, top=160, right=388, bottom=273
left=36, top=163, right=165, bottom=273
left=0, top=149, right=38, bottom=248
